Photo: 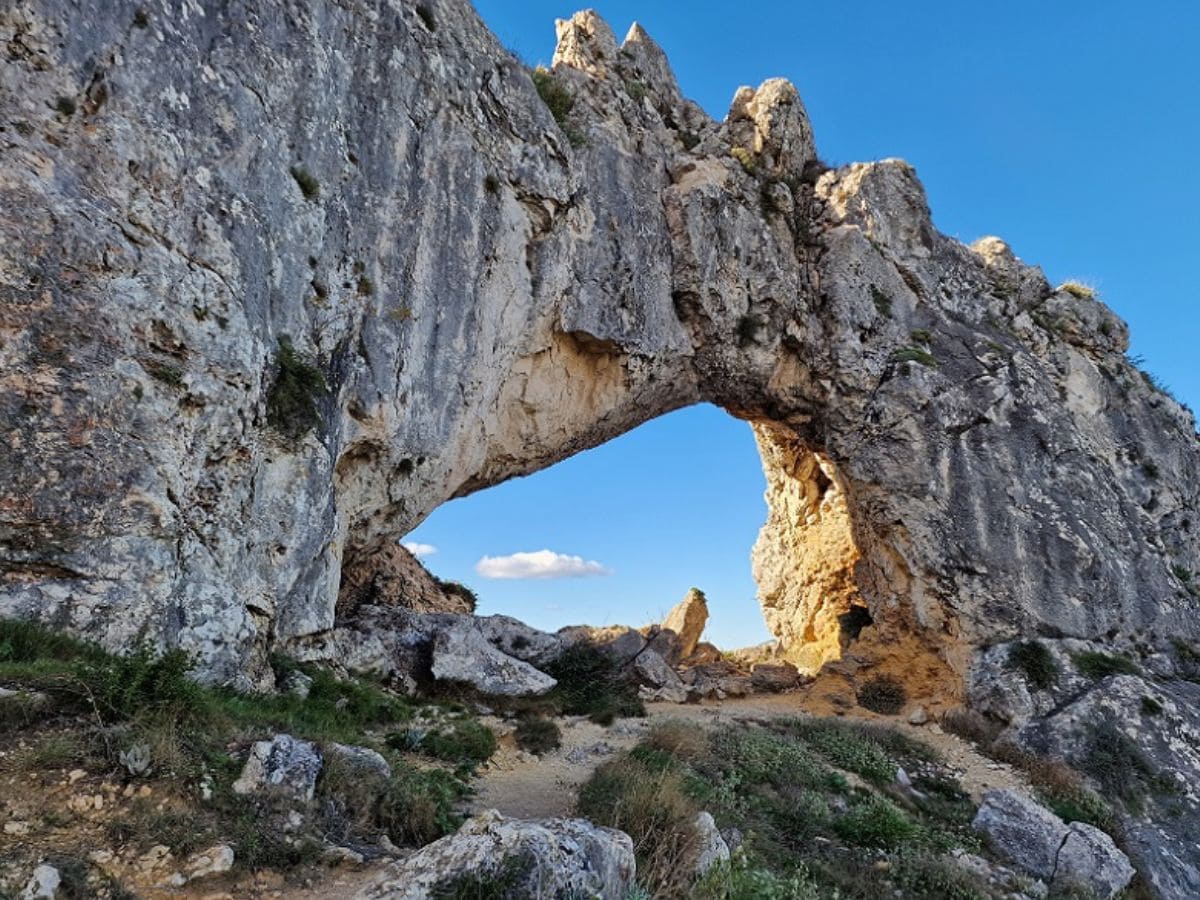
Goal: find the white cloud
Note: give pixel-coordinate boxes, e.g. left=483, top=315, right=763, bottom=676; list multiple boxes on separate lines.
left=402, top=541, right=438, bottom=558
left=475, top=549, right=612, bottom=580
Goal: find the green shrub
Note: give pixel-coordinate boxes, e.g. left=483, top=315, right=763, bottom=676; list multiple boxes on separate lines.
left=266, top=337, right=327, bottom=441
left=832, top=795, right=920, bottom=848
left=531, top=67, right=584, bottom=146
left=1006, top=640, right=1059, bottom=690
left=909, top=328, right=932, bottom=344
left=514, top=716, right=561, bottom=755
left=870, top=284, right=892, bottom=316
left=577, top=755, right=702, bottom=898
left=1071, top=650, right=1139, bottom=679
left=390, top=719, right=496, bottom=767
left=694, top=860, right=823, bottom=900
left=710, top=726, right=842, bottom=793
left=891, top=346, right=938, bottom=368
left=542, top=643, right=644, bottom=724
left=624, top=79, right=648, bottom=103
left=783, top=719, right=896, bottom=785
left=145, top=360, right=184, bottom=387
left=1141, top=695, right=1163, bottom=716
left=856, top=675, right=907, bottom=715
left=54, top=95, right=76, bottom=116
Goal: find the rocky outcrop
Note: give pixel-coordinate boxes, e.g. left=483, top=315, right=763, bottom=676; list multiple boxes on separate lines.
left=337, top=543, right=472, bottom=618
left=2, top=0, right=1199, bottom=882
left=357, top=809, right=636, bottom=900
left=972, top=789, right=1134, bottom=899
left=3, top=0, right=1197, bottom=701
left=430, top=618, right=557, bottom=696
left=661, top=588, right=709, bottom=659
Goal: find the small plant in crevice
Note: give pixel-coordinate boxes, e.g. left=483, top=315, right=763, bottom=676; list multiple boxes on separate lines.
left=483, top=173, right=501, bottom=194
left=145, top=360, right=184, bottom=388
left=1141, top=460, right=1160, bottom=479
left=266, top=337, right=327, bottom=441
left=678, top=130, right=701, bottom=151
left=736, top=313, right=764, bottom=348
left=909, top=328, right=932, bottom=345
left=1070, top=650, right=1139, bottom=680
left=53, top=95, right=77, bottom=116
left=356, top=275, right=375, bottom=296
left=855, top=674, right=907, bottom=715
left=624, top=79, right=648, bottom=103
left=1140, top=695, right=1163, bottom=716
left=891, top=346, right=938, bottom=368
left=1058, top=281, right=1096, bottom=300
left=531, top=66, right=585, bottom=146
left=289, top=165, right=320, bottom=201
left=869, top=284, right=892, bottom=317
left=1005, top=640, right=1059, bottom=691
left=415, top=4, right=436, bottom=31
left=730, top=145, right=757, bottom=175
left=435, top=578, right=478, bottom=612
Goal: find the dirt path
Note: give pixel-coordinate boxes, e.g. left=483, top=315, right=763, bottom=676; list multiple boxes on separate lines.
left=471, top=694, right=1030, bottom=820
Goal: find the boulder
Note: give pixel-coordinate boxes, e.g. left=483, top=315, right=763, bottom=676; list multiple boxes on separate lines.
left=661, top=588, right=709, bottom=659
left=232, top=735, right=322, bottom=802
left=692, top=811, right=730, bottom=876
left=972, top=790, right=1134, bottom=898
left=682, top=642, right=723, bottom=666
left=629, top=648, right=684, bottom=692
left=750, top=662, right=801, bottom=692
left=643, top=624, right=682, bottom=666
left=329, top=743, right=392, bottom=779
left=431, top=621, right=556, bottom=697
left=561, top=626, right=648, bottom=664
left=356, top=810, right=636, bottom=899
left=183, top=844, right=235, bottom=881
left=1056, top=823, right=1136, bottom=899
left=19, top=865, right=60, bottom=900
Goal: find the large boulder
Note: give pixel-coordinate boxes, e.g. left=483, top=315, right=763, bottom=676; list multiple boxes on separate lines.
left=661, top=588, right=709, bottom=660
left=431, top=621, right=556, bottom=697
left=972, top=790, right=1133, bottom=899
left=750, top=662, right=802, bottom=692
left=356, top=809, right=636, bottom=900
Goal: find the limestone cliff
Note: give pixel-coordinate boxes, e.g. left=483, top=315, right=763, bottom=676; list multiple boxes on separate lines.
left=3, top=0, right=1196, bottom=690
left=5, top=2, right=1200, bottom=890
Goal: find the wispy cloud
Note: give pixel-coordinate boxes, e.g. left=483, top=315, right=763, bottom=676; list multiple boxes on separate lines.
left=475, top=549, right=612, bottom=580
left=402, top=541, right=438, bottom=558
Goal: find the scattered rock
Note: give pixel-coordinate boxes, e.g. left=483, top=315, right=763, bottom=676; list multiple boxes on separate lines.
left=356, top=809, right=636, bottom=899
left=232, top=735, right=323, bottom=802
left=682, top=642, right=723, bottom=666
left=661, top=588, right=709, bottom=659
left=1055, top=823, right=1136, bottom=899
left=907, top=705, right=929, bottom=725
left=184, top=844, right=235, bottom=881
left=692, top=811, right=730, bottom=876
left=629, top=647, right=684, bottom=693
left=280, top=669, right=314, bottom=699
left=20, top=865, right=61, bottom=900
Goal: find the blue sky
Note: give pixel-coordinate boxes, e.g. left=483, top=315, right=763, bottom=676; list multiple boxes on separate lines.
left=405, top=1, right=1200, bottom=647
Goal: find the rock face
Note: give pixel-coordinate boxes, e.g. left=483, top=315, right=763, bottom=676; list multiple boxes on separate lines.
left=430, top=618, right=557, bottom=697
left=2, top=0, right=1200, bottom=884
left=972, top=789, right=1134, bottom=899
left=661, top=588, right=709, bottom=659
left=356, top=809, right=636, bottom=900
left=337, top=543, right=473, bottom=618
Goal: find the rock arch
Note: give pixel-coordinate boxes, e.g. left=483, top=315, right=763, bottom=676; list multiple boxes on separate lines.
left=1, top=2, right=1197, bottom=705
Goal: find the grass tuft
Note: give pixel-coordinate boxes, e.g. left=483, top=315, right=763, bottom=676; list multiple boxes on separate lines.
left=1006, top=640, right=1059, bottom=690
left=1071, top=650, right=1139, bottom=679
left=855, top=675, right=907, bottom=715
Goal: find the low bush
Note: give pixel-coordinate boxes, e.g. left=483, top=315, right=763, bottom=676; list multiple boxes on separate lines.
left=541, top=643, right=644, bottom=724
left=832, top=795, right=920, bottom=848
left=266, top=337, right=327, bottom=440
left=855, top=675, right=907, bottom=715
left=514, top=715, right=560, bottom=755
left=1071, top=650, right=1139, bottom=679
left=577, top=755, right=702, bottom=899
left=1006, top=640, right=1060, bottom=690
left=389, top=719, right=496, bottom=767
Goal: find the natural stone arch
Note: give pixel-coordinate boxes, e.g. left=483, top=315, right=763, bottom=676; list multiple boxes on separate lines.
left=1, top=1, right=1196, bottom=705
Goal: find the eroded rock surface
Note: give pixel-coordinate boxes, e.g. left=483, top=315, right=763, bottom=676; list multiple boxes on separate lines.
left=2, top=1, right=1200, bottom=889
left=356, top=809, right=636, bottom=900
